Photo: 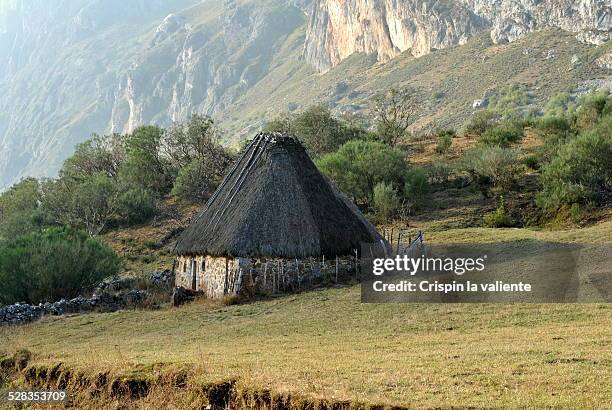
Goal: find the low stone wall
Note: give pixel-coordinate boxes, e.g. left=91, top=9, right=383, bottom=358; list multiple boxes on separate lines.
left=175, top=254, right=358, bottom=299
left=0, top=290, right=149, bottom=326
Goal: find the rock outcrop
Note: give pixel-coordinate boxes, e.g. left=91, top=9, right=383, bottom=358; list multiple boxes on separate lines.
left=304, top=0, right=611, bottom=72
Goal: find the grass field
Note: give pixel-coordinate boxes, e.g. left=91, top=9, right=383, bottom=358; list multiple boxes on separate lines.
left=2, top=223, right=611, bottom=408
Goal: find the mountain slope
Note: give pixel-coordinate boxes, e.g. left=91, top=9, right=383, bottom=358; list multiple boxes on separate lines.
left=0, top=0, right=610, bottom=190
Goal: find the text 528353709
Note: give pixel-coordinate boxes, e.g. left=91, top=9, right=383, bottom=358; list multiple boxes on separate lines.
left=5, top=390, right=67, bottom=402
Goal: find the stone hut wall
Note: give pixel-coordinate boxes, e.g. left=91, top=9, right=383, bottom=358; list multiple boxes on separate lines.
left=176, top=254, right=358, bottom=299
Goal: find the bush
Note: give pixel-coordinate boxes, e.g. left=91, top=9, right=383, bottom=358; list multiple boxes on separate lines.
left=434, top=130, right=454, bottom=154
left=373, top=182, right=401, bottom=222
left=483, top=197, right=515, bottom=228
left=479, top=121, right=523, bottom=147
left=170, top=159, right=220, bottom=202
left=537, top=130, right=612, bottom=215
left=461, top=146, right=521, bottom=196
left=574, top=90, right=611, bottom=130
left=488, top=84, right=530, bottom=117
left=116, top=187, right=156, bottom=225
left=522, top=154, right=540, bottom=170
left=428, top=161, right=453, bottom=186
left=404, top=168, right=431, bottom=209
left=462, top=110, right=499, bottom=136
left=316, top=140, right=409, bottom=205
left=0, top=228, right=122, bottom=305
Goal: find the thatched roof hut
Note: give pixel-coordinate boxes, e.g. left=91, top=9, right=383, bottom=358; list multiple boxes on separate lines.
left=174, top=132, right=383, bottom=259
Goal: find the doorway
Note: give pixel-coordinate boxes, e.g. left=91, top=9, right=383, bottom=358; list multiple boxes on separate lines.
left=191, top=259, right=197, bottom=290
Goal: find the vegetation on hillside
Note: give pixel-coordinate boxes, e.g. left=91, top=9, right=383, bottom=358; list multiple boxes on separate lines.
left=0, top=115, right=232, bottom=305
left=0, top=228, right=121, bottom=305
left=0, top=88, right=610, bottom=306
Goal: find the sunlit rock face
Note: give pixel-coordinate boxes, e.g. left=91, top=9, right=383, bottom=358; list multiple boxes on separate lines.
left=304, top=0, right=611, bottom=72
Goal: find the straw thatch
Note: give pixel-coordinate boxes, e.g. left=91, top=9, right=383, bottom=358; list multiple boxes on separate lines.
left=174, top=132, right=385, bottom=258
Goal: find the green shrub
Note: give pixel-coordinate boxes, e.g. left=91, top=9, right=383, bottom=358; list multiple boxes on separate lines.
left=544, top=92, right=572, bottom=117
left=574, top=90, right=611, bottom=130
left=116, top=187, right=156, bottom=225
left=373, top=182, right=401, bottom=222
left=434, top=130, right=454, bottom=154
left=479, top=121, right=524, bottom=147
left=537, top=130, right=612, bottom=215
left=488, top=84, right=531, bottom=117
left=316, top=140, right=409, bottom=205
left=522, top=154, right=540, bottom=170
left=427, top=161, right=453, bottom=186
left=461, top=146, right=521, bottom=196
left=462, top=110, right=499, bottom=136
left=0, top=228, right=122, bottom=305
left=170, top=159, right=217, bottom=202
left=483, top=197, right=515, bottom=228
left=404, top=168, right=431, bottom=209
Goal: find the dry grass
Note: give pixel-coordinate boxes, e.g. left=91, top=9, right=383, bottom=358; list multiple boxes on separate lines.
left=2, top=223, right=611, bottom=408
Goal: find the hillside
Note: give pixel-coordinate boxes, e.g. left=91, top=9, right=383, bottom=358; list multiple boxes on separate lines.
left=0, top=0, right=610, bottom=190
left=2, top=221, right=611, bottom=408
left=1, top=113, right=611, bottom=406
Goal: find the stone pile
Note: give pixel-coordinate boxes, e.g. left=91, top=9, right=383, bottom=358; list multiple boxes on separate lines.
left=150, top=270, right=175, bottom=287
left=0, top=290, right=150, bottom=326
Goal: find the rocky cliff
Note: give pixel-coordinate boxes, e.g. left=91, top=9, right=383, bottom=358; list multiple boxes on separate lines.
left=0, top=0, right=609, bottom=190
left=0, top=0, right=307, bottom=188
left=304, top=0, right=611, bottom=72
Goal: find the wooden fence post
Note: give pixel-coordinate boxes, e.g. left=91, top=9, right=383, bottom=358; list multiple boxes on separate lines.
left=335, top=256, right=338, bottom=283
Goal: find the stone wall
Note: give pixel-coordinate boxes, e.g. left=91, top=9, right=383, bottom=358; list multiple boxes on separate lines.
left=0, top=290, right=149, bottom=326
left=175, top=254, right=358, bottom=299
left=175, top=255, right=244, bottom=298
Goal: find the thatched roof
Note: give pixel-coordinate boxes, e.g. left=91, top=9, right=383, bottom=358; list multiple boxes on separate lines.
left=174, top=132, right=385, bottom=258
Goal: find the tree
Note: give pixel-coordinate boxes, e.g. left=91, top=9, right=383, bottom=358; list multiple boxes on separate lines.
left=0, top=178, right=52, bottom=239
left=373, top=88, right=418, bottom=146
left=121, top=125, right=172, bottom=195
left=43, top=173, right=118, bottom=236
left=264, top=105, right=361, bottom=157
left=316, top=140, right=409, bottom=205
left=163, top=114, right=234, bottom=201
left=61, top=133, right=126, bottom=182
left=0, top=228, right=122, bottom=305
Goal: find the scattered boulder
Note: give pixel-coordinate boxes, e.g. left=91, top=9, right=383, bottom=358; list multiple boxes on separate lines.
left=595, top=52, right=612, bottom=70
left=472, top=99, right=488, bottom=109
